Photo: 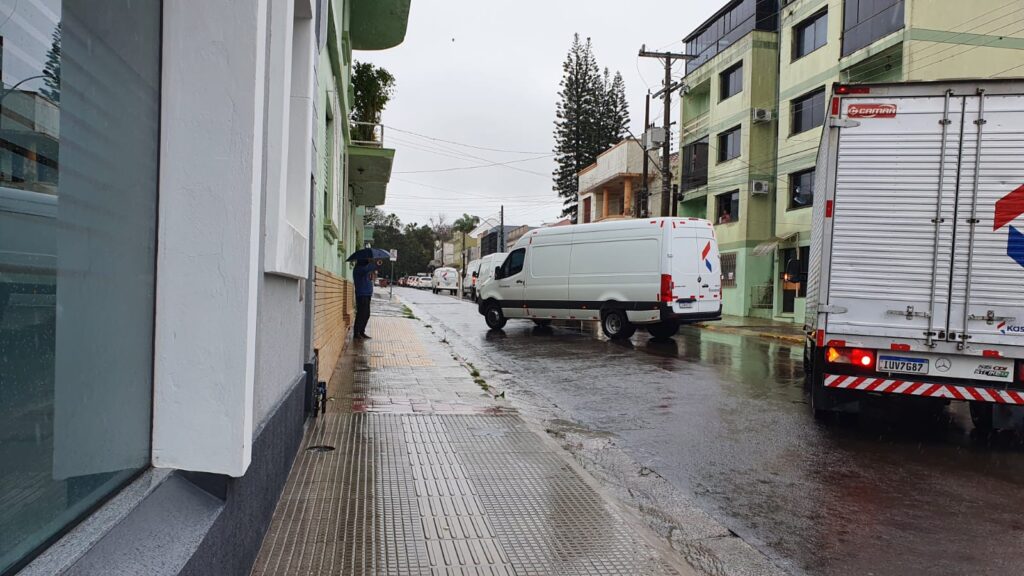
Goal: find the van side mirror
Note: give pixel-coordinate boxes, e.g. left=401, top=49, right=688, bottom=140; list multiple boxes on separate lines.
left=472, top=271, right=479, bottom=278
left=784, top=258, right=804, bottom=282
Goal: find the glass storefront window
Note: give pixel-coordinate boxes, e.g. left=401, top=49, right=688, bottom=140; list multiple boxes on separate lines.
left=0, top=1, right=161, bottom=572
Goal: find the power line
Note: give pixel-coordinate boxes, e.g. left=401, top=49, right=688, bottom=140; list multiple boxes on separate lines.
left=392, top=153, right=554, bottom=175
left=384, top=125, right=549, bottom=154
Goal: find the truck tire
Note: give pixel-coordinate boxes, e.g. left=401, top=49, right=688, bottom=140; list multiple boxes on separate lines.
left=601, top=309, right=635, bottom=340
left=969, top=402, right=993, bottom=432
left=646, top=321, right=680, bottom=339
left=809, top=353, right=841, bottom=420
left=484, top=303, right=507, bottom=330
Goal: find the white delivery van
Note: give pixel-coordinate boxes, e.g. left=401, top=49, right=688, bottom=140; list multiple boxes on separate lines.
left=801, top=80, right=1024, bottom=429
left=432, top=266, right=459, bottom=295
left=477, top=218, right=721, bottom=339
left=474, top=252, right=507, bottom=299
left=464, top=259, right=481, bottom=301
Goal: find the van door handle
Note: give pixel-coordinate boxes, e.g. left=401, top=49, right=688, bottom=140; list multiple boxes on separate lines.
left=515, top=280, right=524, bottom=284
left=701, top=284, right=709, bottom=288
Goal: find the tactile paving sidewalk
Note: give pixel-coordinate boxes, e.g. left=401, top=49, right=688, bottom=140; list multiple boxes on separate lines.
left=252, top=295, right=679, bottom=576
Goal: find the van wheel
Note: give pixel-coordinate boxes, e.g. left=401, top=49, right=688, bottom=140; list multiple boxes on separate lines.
left=646, top=322, right=679, bottom=339
left=601, top=310, right=635, bottom=340
left=484, top=303, right=507, bottom=330
left=969, top=402, right=993, bottom=432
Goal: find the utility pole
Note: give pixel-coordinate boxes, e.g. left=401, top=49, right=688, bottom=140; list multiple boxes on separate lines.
left=639, top=45, right=692, bottom=217
left=640, top=91, right=650, bottom=218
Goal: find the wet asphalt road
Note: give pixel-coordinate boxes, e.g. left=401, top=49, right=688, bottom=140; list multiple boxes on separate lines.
left=394, top=288, right=1024, bottom=576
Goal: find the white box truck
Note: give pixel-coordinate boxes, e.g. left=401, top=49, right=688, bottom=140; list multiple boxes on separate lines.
left=801, top=80, right=1024, bottom=429
left=478, top=217, right=721, bottom=339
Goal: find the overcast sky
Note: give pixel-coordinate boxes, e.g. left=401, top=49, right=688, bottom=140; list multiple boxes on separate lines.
left=359, top=0, right=721, bottom=228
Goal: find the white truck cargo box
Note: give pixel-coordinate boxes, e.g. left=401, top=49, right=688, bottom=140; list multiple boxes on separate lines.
left=803, top=80, right=1024, bottom=426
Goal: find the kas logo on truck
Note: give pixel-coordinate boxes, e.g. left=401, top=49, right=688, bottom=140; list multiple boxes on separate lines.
left=847, top=103, right=897, bottom=118
left=998, top=321, right=1024, bottom=335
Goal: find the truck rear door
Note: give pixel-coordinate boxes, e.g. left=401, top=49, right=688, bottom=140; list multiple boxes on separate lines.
left=826, top=94, right=964, bottom=341
left=947, top=92, right=1024, bottom=346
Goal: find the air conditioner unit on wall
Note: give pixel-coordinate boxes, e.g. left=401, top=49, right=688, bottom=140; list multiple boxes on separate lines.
left=751, top=180, right=771, bottom=195
left=752, top=108, right=773, bottom=123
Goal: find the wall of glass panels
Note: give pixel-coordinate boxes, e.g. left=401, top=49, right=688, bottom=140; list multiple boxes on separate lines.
left=0, top=1, right=161, bottom=572
left=685, top=0, right=778, bottom=75
left=843, top=0, right=905, bottom=57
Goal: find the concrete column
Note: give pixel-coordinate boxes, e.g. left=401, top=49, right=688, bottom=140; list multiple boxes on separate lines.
left=602, top=187, right=609, bottom=219
left=623, top=178, right=632, bottom=216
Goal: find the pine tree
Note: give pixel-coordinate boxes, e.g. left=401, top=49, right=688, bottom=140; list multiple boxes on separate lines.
left=553, top=35, right=629, bottom=223
left=41, top=24, right=61, bottom=103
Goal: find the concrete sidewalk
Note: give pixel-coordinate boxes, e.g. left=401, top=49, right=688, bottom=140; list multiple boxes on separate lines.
left=252, top=295, right=688, bottom=575
left=695, top=315, right=805, bottom=344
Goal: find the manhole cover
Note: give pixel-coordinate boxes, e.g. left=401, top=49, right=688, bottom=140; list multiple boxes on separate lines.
left=306, top=445, right=336, bottom=453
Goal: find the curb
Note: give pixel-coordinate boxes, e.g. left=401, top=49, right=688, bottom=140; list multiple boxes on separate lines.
left=696, top=323, right=805, bottom=345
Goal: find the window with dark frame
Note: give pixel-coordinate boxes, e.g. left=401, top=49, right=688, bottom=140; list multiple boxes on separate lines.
left=789, top=168, right=815, bottom=209
left=715, top=190, right=740, bottom=224
left=791, top=88, right=826, bottom=134
left=720, top=252, right=738, bottom=287
left=793, top=10, right=828, bottom=60
left=720, top=61, right=743, bottom=101
left=717, top=126, right=741, bottom=162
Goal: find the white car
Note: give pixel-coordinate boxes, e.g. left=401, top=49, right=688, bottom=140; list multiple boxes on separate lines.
left=464, top=259, right=481, bottom=301
left=477, top=218, right=721, bottom=339
left=415, top=274, right=431, bottom=289
left=432, top=267, right=459, bottom=295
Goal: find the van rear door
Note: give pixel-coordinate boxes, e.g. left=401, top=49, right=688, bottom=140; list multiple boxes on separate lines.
left=695, top=226, right=721, bottom=314
left=670, top=222, right=720, bottom=315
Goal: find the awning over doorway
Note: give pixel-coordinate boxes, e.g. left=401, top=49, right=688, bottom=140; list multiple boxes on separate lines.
left=753, top=232, right=799, bottom=256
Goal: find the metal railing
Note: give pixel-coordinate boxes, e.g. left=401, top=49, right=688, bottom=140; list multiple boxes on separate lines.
left=351, top=121, right=384, bottom=148
left=750, top=284, right=774, bottom=309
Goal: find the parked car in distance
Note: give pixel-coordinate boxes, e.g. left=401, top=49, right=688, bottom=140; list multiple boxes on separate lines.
left=432, top=267, right=459, bottom=295
left=415, top=274, right=431, bottom=289
left=464, top=259, right=481, bottom=301
left=474, top=252, right=507, bottom=301
left=477, top=218, right=721, bottom=339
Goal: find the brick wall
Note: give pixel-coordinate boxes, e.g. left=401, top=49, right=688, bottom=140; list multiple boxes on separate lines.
left=314, top=267, right=352, bottom=380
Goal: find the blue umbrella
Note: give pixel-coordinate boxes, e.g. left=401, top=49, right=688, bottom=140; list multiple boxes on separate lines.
left=346, top=247, right=391, bottom=262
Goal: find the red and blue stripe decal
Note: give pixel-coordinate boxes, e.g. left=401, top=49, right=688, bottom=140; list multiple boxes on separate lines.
left=701, top=242, right=713, bottom=272
left=995, top=183, right=1024, bottom=268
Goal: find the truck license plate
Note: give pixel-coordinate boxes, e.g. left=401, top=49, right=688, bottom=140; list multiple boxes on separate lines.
left=878, top=355, right=929, bottom=374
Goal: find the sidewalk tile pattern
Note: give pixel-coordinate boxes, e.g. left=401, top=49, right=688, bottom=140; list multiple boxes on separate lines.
left=252, top=297, right=678, bottom=575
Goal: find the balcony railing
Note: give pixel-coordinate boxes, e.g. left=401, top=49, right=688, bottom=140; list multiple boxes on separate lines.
left=351, top=121, right=385, bottom=148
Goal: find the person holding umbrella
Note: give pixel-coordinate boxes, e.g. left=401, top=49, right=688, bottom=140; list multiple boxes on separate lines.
left=347, top=247, right=390, bottom=340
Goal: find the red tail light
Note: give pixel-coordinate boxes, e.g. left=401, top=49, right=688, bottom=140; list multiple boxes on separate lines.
left=660, top=274, right=673, bottom=303
left=825, top=347, right=876, bottom=370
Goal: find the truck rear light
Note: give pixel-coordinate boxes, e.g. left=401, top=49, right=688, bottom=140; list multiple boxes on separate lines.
left=660, top=274, right=673, bottom=303
left=826, top=347, right=876, bottom=369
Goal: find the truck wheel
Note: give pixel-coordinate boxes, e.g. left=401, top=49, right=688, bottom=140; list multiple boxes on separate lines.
left=646, top=322, right=679, bottom=339
left=484, top=303, right=507, bottom=330
left=601, top=309, right=635, bottom=340
left=969, top=402, right=993, bottom=432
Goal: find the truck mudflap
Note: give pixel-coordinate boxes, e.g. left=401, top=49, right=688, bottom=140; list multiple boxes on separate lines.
left=824, top=374, right=1024, bottom=404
